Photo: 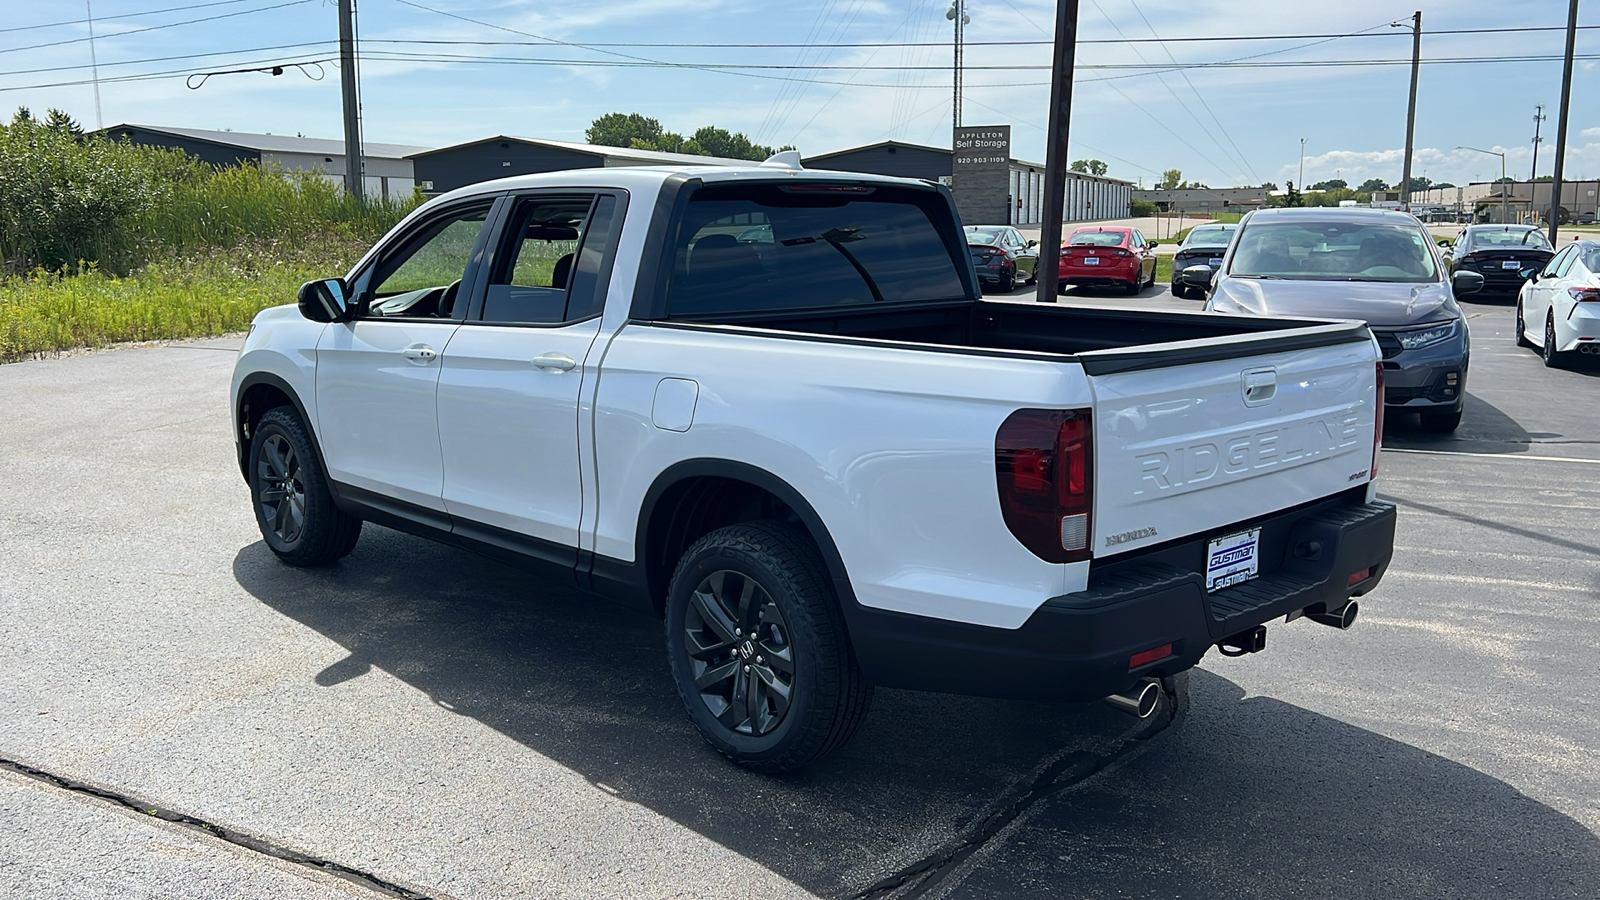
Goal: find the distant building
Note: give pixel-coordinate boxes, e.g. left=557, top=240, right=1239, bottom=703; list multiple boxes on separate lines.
left=803, top=140, right=1133, bottom=225
left=1415, top=180, right=1599, bottom=225
left=96, top=124, right=427, bottom=199
left=408, top=136, right=751, bottom=195
left=1133, top=187, right=1268, bottom=213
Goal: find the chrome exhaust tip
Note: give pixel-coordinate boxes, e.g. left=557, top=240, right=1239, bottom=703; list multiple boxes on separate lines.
left=1307, top=600, right=1359, bottom=630
left=1103, top=679, right=1162, bottom=718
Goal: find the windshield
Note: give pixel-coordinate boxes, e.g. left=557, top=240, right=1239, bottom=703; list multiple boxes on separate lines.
left=966, top=228, right=1005, bottom=245
left=1069, top=231, right=1126, bottom=247
left=1229, top=221, right=1438, bottom=282
left=1472, top=228, right=1553, bottom=250
left=1182, top=225, right=1236, bottom=248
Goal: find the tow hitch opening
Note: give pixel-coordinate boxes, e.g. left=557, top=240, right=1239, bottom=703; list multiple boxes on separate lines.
left=1217, top=625, right=1267, bottom=658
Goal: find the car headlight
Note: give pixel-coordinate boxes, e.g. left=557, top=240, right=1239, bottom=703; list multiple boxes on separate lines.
left=1395, top=321, right=1457, bottom=350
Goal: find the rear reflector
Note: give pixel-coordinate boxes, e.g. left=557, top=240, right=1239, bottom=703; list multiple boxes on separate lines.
left=1130, top=643, right=1173, bottom=669
left=1348, top=568, right=1371, bottom=586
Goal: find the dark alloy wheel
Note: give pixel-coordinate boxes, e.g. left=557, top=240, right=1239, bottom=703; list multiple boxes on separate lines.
left=665, top=522, right=872, bottom=772
left=249, top=407, right=362, bottom=566
left=1543, top=314, right=1564, bottom=368
left=1126, top=271, right=1142, bottom=295
left=1515, top=297, right=1533, bottom=348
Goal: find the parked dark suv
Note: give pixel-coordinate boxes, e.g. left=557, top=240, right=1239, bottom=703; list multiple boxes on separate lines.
left=1442, top=225, right=1555, bottom=298
left=1170, top=222, right=1238, bottom=299
left=1206, top=208, right=1483, bottom=433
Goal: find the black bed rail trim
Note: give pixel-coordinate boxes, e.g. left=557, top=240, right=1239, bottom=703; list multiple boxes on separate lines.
left=1077, top=320, right=1372, bottom=376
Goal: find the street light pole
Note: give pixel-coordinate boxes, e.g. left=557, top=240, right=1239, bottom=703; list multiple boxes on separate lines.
left=1298, top=137, right=1305, bottom=192
left=1458, top=146, right=1508, bottom=224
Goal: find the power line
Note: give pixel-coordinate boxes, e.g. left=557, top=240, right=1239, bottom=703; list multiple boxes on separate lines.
left=0, top=0, right=273, bottom=35
left=0, top=0, right=314, bottom=55
left=0, top=41, right=332, bottom=78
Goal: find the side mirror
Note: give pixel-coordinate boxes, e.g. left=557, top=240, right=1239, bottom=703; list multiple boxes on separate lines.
left=1180, top=264, right=1214, bottom=287
left=1520, top=268, right=1539, bottom=282
left=1148, top=241, right=1160, bottom=249
left=298, top=278, right=352, bottom=322
left=1451, top=270, right=1485, bottom=296
left=1027, top=239, right=1038, bottom=248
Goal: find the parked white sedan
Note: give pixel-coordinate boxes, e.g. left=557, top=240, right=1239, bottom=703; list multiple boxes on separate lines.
left=1516, top=239, right=1600, bottom=367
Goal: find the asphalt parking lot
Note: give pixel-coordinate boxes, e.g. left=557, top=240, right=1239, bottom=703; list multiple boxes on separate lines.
left=3, top=289, right=1598, bottom=899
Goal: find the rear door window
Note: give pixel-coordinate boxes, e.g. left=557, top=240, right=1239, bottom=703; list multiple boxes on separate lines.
left=665, top=183, right=966, bottom=317
left=479, top=193, right=620, bottom=324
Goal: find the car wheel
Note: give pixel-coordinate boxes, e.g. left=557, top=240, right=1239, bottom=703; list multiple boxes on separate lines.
left=1126, top=272, right=1142, bottom=295
left=1515, top=297, right=1533, bottom=348
left=1145, top=263, right=1157, bottom=288
left=665, top=522, right=872, bottom=773
left=1543, top=314, right=1565, bottom=368
left=1026, top=264, right=1037, bottom=286
left=1419, top=406, right=1463, bottom=434
left=249, top=406, right=362, bottom=566
left=1001, top=269, right=1016, bottom=292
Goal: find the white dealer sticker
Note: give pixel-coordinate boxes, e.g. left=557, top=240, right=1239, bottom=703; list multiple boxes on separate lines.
left=1206, top=527, right=1261, bottom=592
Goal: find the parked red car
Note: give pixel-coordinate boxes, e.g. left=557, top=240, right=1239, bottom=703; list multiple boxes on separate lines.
left=1057, top=226, right=1158, bottom=295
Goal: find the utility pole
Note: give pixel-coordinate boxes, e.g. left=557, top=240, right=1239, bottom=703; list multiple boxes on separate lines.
left=1398, top=11, right=1421, bottom=210
left=1548, top=0, right=1578, bottom=244
left=338, top=0, right=364, bottom=201
left=1035, top=0, right=1082, bottom=303
left=946, top=0, right=969, bottom=129
left=1530, top=104, right=1546, bottom=181
left=86, top=1, right=103, bottom=129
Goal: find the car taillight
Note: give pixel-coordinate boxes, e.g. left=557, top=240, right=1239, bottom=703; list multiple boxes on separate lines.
left=995, top=408, right=1093, bottom=563
left=1371, top=362, right=1385, bottom=479
left=1570, top=287, right=1600, bottom=302
left=1113, top=248, right=1130, bottom=256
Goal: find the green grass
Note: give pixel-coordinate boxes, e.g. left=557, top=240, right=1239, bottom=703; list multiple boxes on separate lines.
left=0, top=239, right=365, bottom=363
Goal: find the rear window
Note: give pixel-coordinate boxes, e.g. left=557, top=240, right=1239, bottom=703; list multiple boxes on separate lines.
left=665, top=183, right=966, bottom=317
left=1473, top=228, right=1552, bottom=250
left=1182, top=226, right=1236, bottom=248
left=1069, top=231, right=1125, bottom=247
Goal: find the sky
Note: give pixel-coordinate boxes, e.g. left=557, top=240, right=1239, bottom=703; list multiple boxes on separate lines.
left=1, top=0, right=1596, bottom=190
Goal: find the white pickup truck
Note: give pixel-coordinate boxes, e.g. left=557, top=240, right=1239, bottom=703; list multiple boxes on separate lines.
left=232, top=155, right=1396, bottom=772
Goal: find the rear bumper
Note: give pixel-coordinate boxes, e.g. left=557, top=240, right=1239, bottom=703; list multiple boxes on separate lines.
left=846, top=492, right=1396, bottom=702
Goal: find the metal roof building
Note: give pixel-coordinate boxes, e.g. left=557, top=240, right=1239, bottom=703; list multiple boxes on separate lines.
left=407, top=136, right=751, bottom=195
left=96, top=124, right=428, bottom=199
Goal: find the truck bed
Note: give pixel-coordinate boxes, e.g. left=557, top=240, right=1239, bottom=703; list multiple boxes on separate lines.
left=660, top=299, right=1370, bottom=372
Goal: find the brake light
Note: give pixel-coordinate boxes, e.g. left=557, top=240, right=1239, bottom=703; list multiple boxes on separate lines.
left=995, top=409, right=1093, bottom=563
left=1570, top=287, right=1600, bottom=302
left=1112, top=248, right=1130, bottom=257
left=1371, top=362, right=1385, bottom=479
left=782, top=184, right=873, bottom=193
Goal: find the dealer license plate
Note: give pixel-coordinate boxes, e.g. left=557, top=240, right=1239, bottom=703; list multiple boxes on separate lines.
left=1206, top=527, right=1261, bottom=592
left=1502, top=260, right=1520, bottom=269
left=1209, top=257, right=1223, bottom=266
left=1084, top=257, right=1100, bottom=265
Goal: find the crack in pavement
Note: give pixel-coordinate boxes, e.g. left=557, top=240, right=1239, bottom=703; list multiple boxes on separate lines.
left=0, top=756, right=440, bottom=900
left=849, top=675, right=1187, bottom=900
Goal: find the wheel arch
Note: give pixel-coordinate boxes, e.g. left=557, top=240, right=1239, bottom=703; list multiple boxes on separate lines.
left=624, top=459, right=858, bottom=620
left=235, top=372, right=327, bottom=484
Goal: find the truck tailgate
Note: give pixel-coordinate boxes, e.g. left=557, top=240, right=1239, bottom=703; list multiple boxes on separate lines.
left=1082, top=324, right=1379, bottom=557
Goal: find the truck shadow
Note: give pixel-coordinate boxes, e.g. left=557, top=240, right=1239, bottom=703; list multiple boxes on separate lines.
left=1382, top=392, right=1555, bottom=454
left=945, top=669, right=1600, bottom=899
left=234, top=534, right=1600, bottom=899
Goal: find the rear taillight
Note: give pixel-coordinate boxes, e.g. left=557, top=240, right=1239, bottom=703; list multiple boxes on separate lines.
left=1570, top=287, right=1600, bottom=302
left=1113, top=248, right=1130, bottom=257
left=1371, top=362, right=1385, bottom=479
left=996, top=408, right=1093, bottom=563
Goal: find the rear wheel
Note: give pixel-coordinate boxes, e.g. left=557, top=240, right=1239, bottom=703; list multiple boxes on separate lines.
left=1515, top=297, right=1533, bottom=348
left=1543, top=314, right=1566, bottom=368
left=1000, top=268, right=1016, bottom=292
left=665, top=522, right=872, bottom=773
left=1126, top=271, right=1143, bottom=295
left=249, top=407, right=362, bottom=566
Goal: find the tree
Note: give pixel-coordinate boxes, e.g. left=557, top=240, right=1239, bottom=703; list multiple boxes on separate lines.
left=44, top=108, right=84, bottom=138
left=1434, top=182, right=1456, bottom=189
left=1070, top=158, right=1107, bottom=176
left=1259, top=181, right=1278, bottom=191
left=1283, top=180, right=1304, bottom=207
left=1311, top=178, right=1347, bottom=191
left=586, top=113, right=663, bottom=148
left=1357, top=178, right=1389, bottom=193
left=687, top=126, right=787, bottom=161
left=1158, top=168, right=1183, bottom=190
left=1405, top=176, right=1431, bottom=192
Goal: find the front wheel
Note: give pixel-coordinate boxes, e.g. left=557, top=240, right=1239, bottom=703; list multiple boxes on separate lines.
left=1514, top=298, right=1533, bottom=348
left=665, top=522, right=872, bottom=773
left=249, top=407, right=362, bottom=566
left=1419, top=406, right=1463, bottom=434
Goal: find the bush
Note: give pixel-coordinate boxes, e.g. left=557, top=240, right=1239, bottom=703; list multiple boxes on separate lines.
left=1130, top=198, right=1157, bottom=217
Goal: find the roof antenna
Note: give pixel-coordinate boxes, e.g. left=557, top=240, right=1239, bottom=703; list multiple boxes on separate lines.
left=761, top=150, right=804, bottom=171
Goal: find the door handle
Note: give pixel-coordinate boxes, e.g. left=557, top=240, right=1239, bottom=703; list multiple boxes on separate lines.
left=401, top=344, right=437, bottom=362
left=531, top=353, right=577, bottom=372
